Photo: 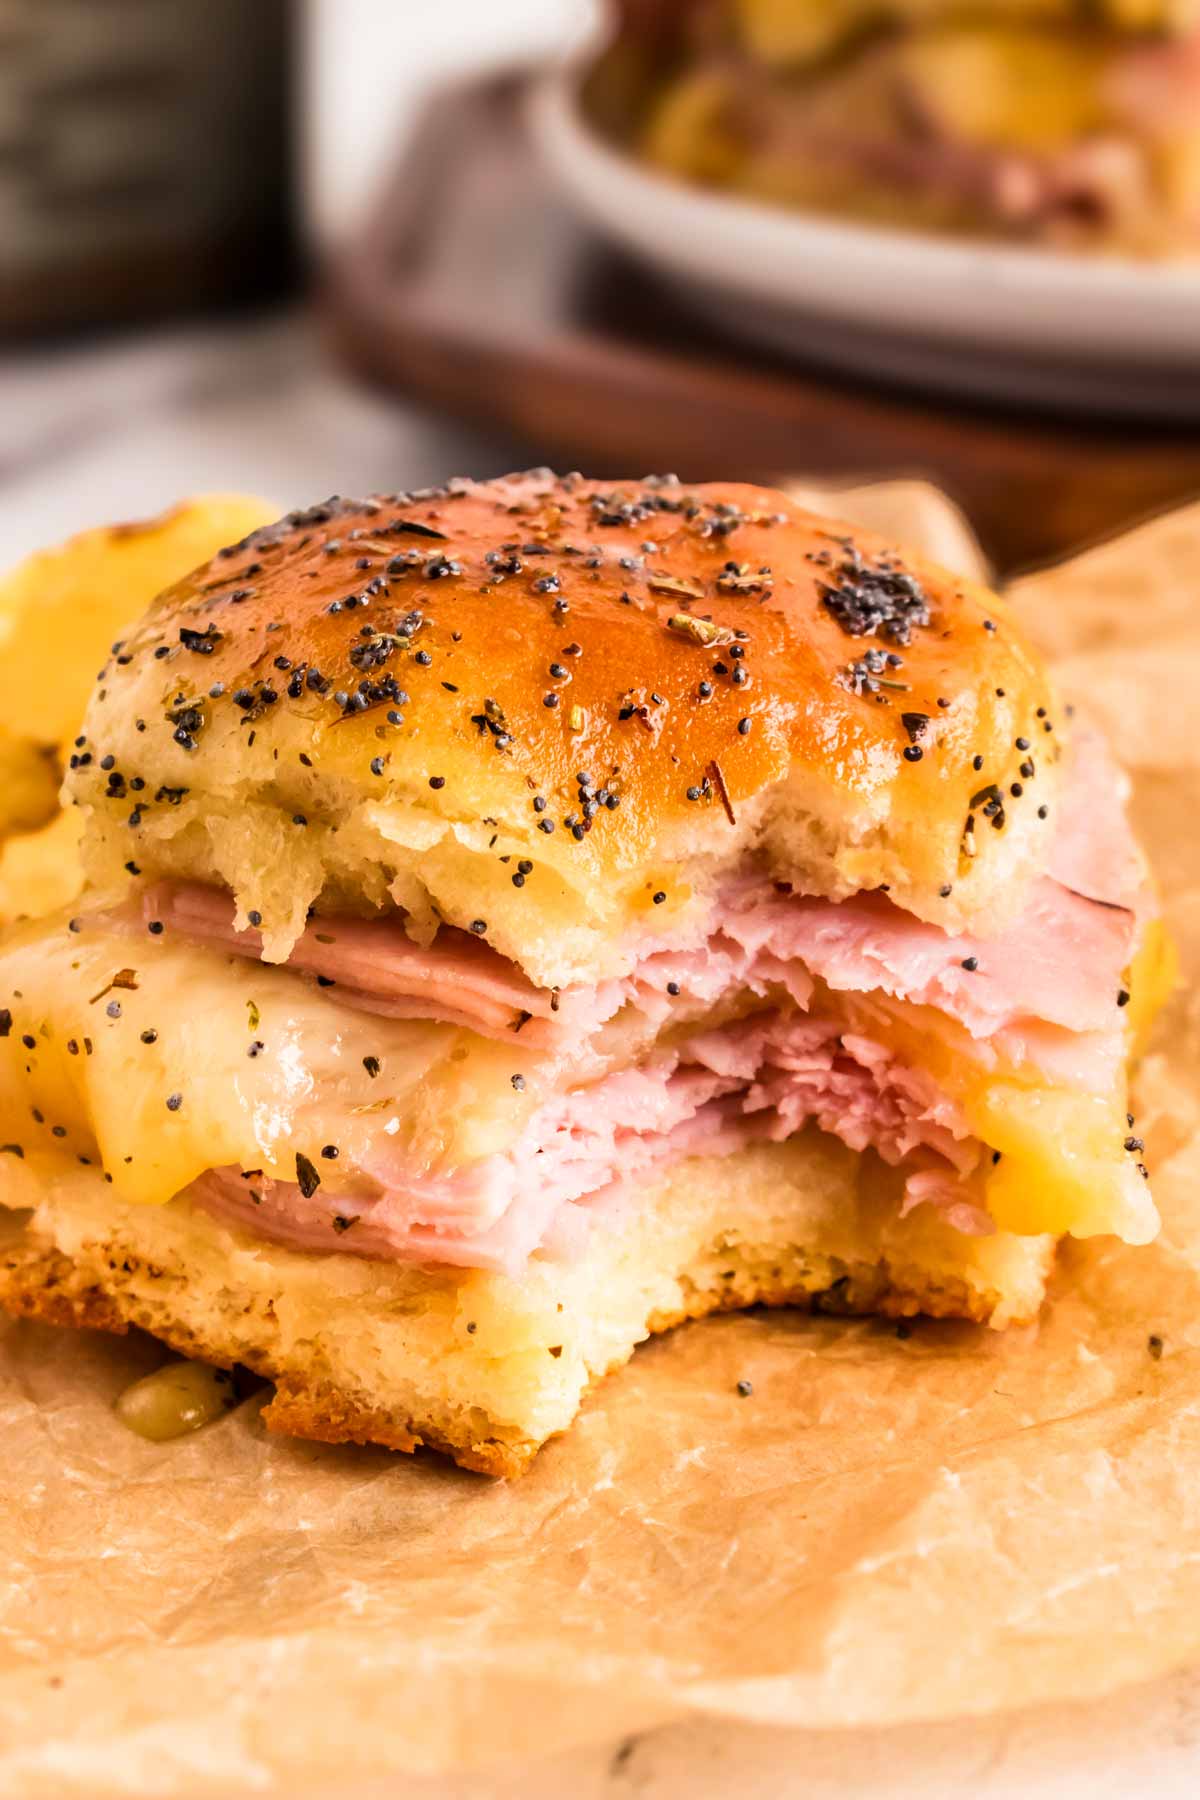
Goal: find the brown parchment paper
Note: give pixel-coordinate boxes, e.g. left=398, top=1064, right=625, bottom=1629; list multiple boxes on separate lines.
left=2, top=484, right=1200, bottom=1798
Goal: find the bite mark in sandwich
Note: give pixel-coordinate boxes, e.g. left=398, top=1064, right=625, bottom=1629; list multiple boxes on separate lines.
left=0, top=473, right=1174, bottom=1474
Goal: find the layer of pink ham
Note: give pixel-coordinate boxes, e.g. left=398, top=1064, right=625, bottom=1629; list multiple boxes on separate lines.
left=142, top=735, right=1147, bottom=1071
left=193, top=1012, right=983, bottom=1273
left=158, top=730, right=1152, bottom=1271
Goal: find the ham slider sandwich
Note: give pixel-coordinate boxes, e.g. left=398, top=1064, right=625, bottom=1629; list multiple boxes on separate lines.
left=629, top=0, right=1200, bottom=254
left=0, top=473, right=1172, bottom=1474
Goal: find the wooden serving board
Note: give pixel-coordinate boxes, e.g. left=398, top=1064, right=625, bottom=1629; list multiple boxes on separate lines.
left=323, top=69, right=1200, bottom=576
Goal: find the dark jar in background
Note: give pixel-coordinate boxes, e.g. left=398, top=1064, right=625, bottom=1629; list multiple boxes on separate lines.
left=0, top=0, right=295, bottom=337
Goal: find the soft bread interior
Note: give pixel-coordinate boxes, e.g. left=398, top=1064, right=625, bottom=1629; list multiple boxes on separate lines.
left=0, top=1133, right=1054, bottom=1476
left=73, top=736, right=1055, bottom=989
left=67, top=477, right=1060, bottom=985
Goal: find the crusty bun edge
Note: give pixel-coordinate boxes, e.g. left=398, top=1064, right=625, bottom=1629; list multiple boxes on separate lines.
left=0, top=1137, right=1055, bottom=1476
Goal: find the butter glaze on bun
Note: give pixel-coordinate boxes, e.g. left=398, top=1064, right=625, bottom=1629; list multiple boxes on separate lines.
left=67, top=472, right=1059, bottom=987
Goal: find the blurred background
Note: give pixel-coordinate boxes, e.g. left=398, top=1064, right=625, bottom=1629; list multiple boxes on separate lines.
left=2, top=0, right=1198, bottom=573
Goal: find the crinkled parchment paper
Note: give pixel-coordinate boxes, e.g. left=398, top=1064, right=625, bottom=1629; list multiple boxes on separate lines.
left=2, top=485, right=1199, bottom=1798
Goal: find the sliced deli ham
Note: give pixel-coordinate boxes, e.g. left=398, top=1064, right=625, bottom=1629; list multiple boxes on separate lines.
left=192, top=1014, right=982, bottom=1273
left=149, top=880, right=572, bottom=1042
left=141, top=731, right=1148, bottom=1058
left=158, top=727, right=1156, bottom=1270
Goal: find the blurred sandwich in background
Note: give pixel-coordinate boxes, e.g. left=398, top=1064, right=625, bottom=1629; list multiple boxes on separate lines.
left=606, top=0, right=1200, bottom=252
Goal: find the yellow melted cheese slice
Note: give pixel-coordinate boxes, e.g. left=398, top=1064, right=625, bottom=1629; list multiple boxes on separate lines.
left=0, top=907, right=1168, bottom=1247
left=0, top=911, right=554, bottom=1208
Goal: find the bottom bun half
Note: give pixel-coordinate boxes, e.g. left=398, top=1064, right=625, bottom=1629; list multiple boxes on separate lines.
left=0, top=1133, right=1053, bottom=1476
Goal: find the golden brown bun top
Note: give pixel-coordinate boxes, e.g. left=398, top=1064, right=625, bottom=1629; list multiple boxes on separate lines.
left=68, top=473, right=1062, bottom=981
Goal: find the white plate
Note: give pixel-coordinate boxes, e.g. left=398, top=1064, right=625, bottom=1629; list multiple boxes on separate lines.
left=529, top=65, right=1200, bottom=421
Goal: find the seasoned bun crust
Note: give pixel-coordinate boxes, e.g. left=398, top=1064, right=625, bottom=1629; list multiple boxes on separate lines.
left=67, top=473, right=1060, bottom=985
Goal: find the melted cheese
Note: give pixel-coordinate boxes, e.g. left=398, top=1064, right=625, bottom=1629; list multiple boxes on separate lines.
left=812, top=974, right=1160, bottom=1244
left=970, top=918, right=1172, bottom=1241
left=0, top=906, right=1164, bottom=1248
left=898, top=29, right=1110, bottom=151
left=0, top=912, right=554, bottom=1207
left=732, top=0, right=1193, bottom=69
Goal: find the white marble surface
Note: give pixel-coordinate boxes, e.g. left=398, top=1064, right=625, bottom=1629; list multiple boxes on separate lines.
left=3, top=312, right=1198, bottom=1799
left=0, top=311, right=530, bottom=567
